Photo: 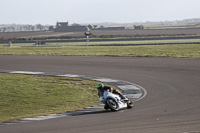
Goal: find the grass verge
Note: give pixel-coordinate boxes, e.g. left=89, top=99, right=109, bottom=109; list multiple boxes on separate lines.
left=1, top=38, right=200, bottom=47
left=0, top=73, right=111, bottom=123
left=0, top=44, right=200, bottom=58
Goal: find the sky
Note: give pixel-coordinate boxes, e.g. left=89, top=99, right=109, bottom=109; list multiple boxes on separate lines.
left=1, top=0, right=200, bottom=25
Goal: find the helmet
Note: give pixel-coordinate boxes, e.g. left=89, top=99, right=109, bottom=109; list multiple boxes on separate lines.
left=97, top=83, right=104, bottom=89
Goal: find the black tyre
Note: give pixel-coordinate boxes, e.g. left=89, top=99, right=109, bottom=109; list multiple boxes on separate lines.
left=106, top=98, right=119, bottom=111
left=127, top=100, right=133, bottom=109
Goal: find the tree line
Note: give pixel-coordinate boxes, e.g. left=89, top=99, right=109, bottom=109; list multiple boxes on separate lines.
left=0, top=24, right=50, bottom=32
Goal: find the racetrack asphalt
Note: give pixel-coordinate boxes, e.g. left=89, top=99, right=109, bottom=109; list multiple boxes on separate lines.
left=0, top=55, right=200, bottom=133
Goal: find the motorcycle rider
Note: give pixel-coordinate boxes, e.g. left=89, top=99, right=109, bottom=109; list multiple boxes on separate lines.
left=97, top=83, right=127, bottom=102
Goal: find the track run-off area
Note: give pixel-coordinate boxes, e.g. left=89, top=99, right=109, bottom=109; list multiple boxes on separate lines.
left=0, top=55, right=200, bottom=133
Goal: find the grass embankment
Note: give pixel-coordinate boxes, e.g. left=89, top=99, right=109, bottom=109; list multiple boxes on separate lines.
left=0, top=44, right=200, bottom=58
left=0, top=73, right=106, bottom=123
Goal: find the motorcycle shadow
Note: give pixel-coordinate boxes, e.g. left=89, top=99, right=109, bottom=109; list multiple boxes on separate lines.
left=70, top=110, right=115, bottom=116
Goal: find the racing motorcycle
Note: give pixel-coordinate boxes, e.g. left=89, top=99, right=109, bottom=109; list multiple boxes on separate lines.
left=100, top=90, right=133, bottom=111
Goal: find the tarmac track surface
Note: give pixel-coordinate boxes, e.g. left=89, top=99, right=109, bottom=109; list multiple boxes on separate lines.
left=0, top=56, right=200, bottom=133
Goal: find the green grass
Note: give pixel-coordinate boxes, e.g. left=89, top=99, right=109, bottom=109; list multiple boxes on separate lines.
left=1, top=38, right=200, bottom=47
left=46, top=38, right=200, bottom=46
left=0, top=73, right=105, bottom=123
left=0, top=44, right=200, bottom=58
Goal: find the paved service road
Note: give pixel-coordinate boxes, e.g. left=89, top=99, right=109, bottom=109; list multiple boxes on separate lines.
left=0, top=56, right=200, bottom=133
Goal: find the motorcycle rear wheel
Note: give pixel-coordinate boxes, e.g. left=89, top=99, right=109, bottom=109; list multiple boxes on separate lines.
left=127, top=100, right=133, bottom=109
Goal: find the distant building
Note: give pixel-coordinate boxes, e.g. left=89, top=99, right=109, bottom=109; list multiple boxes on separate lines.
left=134, top=25, right=144, bottom=30
left=49, top=21, right=88, bottom=32
left=49, top=21, right=126, bottom=32
left=87, top=24, right=94, bottom=30
left=87, top=24, right=98, bottom=30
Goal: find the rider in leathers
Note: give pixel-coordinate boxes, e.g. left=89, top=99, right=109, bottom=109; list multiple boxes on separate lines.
left=97, top=83, right=127, bottom=104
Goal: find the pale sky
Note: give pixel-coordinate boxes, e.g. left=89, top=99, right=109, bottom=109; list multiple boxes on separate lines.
left=1, top=0, right=200, bottom=25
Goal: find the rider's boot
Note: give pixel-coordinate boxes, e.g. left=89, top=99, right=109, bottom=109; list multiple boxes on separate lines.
left=104, top=104, right=109, bottom=110
left=119, top=94, right=128, bottom=101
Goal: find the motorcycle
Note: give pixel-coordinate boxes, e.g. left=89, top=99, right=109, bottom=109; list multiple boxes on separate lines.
left=100, top=90, right=133, bottom=111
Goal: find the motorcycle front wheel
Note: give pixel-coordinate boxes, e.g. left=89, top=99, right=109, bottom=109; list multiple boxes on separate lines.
left=106, top=98, right=119, bottom=111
